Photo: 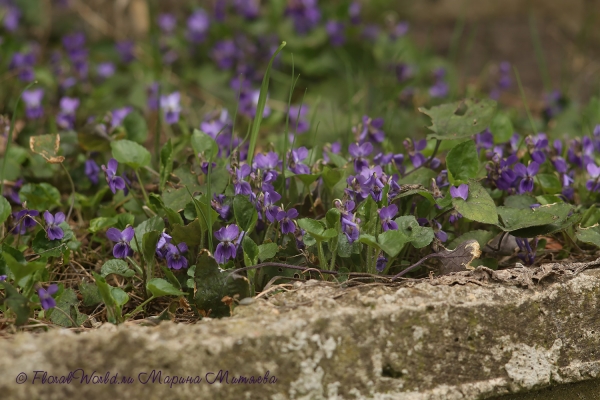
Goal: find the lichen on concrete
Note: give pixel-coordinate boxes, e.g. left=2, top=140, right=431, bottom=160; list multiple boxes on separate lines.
left=0, top=261, right=599, bottom=399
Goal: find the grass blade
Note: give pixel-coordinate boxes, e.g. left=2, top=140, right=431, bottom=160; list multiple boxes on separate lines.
left=246, top=41, right=286, bottom=167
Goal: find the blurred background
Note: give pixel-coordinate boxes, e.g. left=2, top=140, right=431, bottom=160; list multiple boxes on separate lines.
left=14, top=0, right=600, bottom=98
left=2, top=0, right=600, bottom=152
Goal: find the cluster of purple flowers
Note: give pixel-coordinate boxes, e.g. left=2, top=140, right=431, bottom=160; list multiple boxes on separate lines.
left=480, top=130, right=600, bottom=199
left=429, top=68, right=449, bottom=98
left=10, top=207, right=65, bottom=241
left=9, top=51, right=36, bottom=82
left=285, top=0, right=321, bottom=34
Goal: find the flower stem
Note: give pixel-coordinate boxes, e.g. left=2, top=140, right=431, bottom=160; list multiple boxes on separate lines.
left=134, top=169, right=150, bottom=206
left=123, top=295, right=156, bottom=320
left=60, top=163, right=76, bottom=222
left=317, top=240, right=327, bottom=270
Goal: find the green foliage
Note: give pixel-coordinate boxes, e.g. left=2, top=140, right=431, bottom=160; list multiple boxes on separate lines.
left=576, top=225, right=600, bottom=247
left=448, top=230, right=495, bottom=250
left=419, top=98, right=497, bottom=141
left=233, top=195, right=258, bottom=232
left=258, top=243, right=279, bottom=262
left=446, top=140, right=479, bottom=183
left=19, top=183, right=61, bottom=210
left=193, top=252, right=251, bottom=318
left=111, top=139, right=151, bottom=169
left=453, top=181, right=498, bottom=224
left=297, top=218, right=336, bottom=241
left=147, top=278, right=185, bottom=297
left=93, top=272, right=127, bottom=324
left=490, top=113, right=514, bottom=144
left=242, top=236, right=259, bottom=266
left=32, top=230, right=64, bottom=257
left=0, top=281, right=30, bottom=326
left=191, top=129, right=218, bottom=160
left=123, top=111, right=148, bottom=143
left=159, top=139, right=174, bottom=192
left=50, top=289, right=87, bottom=327
left=101, top=259, right=135, bottom=278
left=395, top=216, right=435, bottom=248
left=377, top=230, right=408, bottom=258
left=130, top=216, right=164, bottom=252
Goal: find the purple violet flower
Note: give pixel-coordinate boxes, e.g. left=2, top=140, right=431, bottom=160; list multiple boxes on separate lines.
left=390, top=21, right=409, bottom=39
left=165, top=242, right=188, bottom=270
left=214, top=224, right=241, bottom=264
left=22, top=89, right=44, bottom=119
left=158, top=13, right=177, bottom=34
left=156, top=232, right=172, bottom=259
left=43, top=211, right=65, bottom=240
left=106, top=226, right=134, bottom=259
left=277, top=208, right=298, bottom=234
left=110, top=106, right=132, bottom=129
left=187, top=9, right=210, bottom=43
left=515, top=237, right=538, bottom=265
left=101, top=159, right=126, bottom=194
left=376, top=256, right=387, bottom=273
left=12, top=208, right=39, bottom=235
left=429, top=68, right=449, bottom=98
left=404, top=139, right=427, bottom=168
left=9, top=52, right=35, bottom=82
left=349, top=142, right=373, bottom=172
left=234, top=0, right=260, bottom=19
left=288, top=105, right=310, bottom=134
left=56, top=97, right=79, bottom=130
left=586, top=163, right=600, bottom=192
left=263, top=190, right=282, bottom=223
left=475, top=130, right=494, bottom=151
left=325, top=20, right=346, bottom=46
left=3, top=6, right=20, bottom=32
left=160, top=92, right=181, bottom=125
left=342, top=215, right=360, bottom=244
left=289, top=147, right=311, bottom=175
left=514, top=162, right=539, bottom=193
left=349, top=1, right=361, bottom=24
left=38, top=284, right=59, bottom=310
left=449, top=184, right=469, bottom=201
left=212, top=194, right=231, bottom=220
left=379, top=205, right=398, bottom=232
left=239, top=89, right=270, bottom=118
left=147, top=83, right=159, bottom=111
left=211, top=40, right=237, bottom=69
left=116, top=40, right=135, bottom=63
left=355, top=115, right=385, bottom=144
left=233, top=164, right=252, bottom=196
left=3, top=178, right=22, bottom=204
left=285, top=0, right=321, bottom=34
left=85, top=159, right=101, bottom=185
left=96, top=62, right=115, bottom=79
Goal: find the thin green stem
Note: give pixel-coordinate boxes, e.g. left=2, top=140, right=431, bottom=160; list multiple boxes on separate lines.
left=513, top=66, right=539, bottom=135
left=317, top=240, right=327, bottom=270
left=123, top=295, right=156, bottom=320
left=247, top=42, right=287, bottom=167
left=329, top=244, right=337, bottom=270
left=60, top=163, right=76, bottom=222
left=529, top=12, right=551, bottom=92
left=134, top=169, right=150, bottom=206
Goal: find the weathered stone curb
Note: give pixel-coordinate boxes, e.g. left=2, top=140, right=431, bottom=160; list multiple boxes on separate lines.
left=1, top=263, right=600, bottom=400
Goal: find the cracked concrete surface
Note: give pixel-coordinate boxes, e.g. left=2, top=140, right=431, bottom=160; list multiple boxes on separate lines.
left=1, top=263, right=599, bottom=399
